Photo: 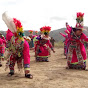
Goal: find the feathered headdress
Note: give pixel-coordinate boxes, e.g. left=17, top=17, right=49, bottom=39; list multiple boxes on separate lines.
left=2, top=11, right=24, bottom=37
left=35, top=31, right=38, bottom=34
left=40, top=27, right=43, bottom=33
left=39, top=26, right=51, bottom=40
left=29, top=30, right=33, bottom=34
left=40, top=26, right=51, bottom=35
left=2, top=12, right=16, bottom=33
left=13, top=18, right=24, bottom=37
left=76, top=12, right=84, bottom=30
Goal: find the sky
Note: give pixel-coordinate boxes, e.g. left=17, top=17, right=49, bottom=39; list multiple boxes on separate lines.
left=0, top=0, right=88, bottom=31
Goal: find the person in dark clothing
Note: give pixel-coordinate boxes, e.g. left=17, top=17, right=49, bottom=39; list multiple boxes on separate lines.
left=50, top=37, right=55, bottom=47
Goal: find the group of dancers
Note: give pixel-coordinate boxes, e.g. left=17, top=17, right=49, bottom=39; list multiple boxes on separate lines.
left=0, top=12, right=55, bottom=79
left=0, top=11, right=88, bottom=79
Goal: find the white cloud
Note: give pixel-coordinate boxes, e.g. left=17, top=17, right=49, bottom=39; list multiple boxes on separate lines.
left=0, top=0, right=88, bottom=31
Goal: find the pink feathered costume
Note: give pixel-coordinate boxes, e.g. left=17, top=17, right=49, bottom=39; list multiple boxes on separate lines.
left=0, top=38, right=6, bottom=65
left=35, top=26, right=54, bottom=62
left=6, top=30, right=30, bottom=73
left=60, top=32, right=68, bottom=58
left=0, top=33, right=6, bottom=66
left=66, top=23, right=88, bottom=69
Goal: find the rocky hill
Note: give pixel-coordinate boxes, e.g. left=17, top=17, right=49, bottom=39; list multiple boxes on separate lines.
left=50, top=26, right=88, bottom=42
left=1, top=26, right=88, bottom=42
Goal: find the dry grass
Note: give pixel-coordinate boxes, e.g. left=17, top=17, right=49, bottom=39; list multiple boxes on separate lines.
left=54, top=41, right=64, bottom=48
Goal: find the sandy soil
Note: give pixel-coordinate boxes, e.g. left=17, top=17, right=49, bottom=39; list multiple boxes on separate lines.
left=0, top=48, right=88, bottom=88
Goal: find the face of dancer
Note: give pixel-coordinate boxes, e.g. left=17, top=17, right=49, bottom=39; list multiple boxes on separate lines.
left=75, top=29, right=82, bottom=36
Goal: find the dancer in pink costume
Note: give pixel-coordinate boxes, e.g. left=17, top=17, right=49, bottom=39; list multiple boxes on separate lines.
left=35, top=26, right=55, bottom=62
left=59, top=32, right=68, bottom=58
left=66, top=12, right=88, bottom=70
left=0, top=32, right=6, bottom=67
left=2, top=12, right=33, bottom=78
left=0, top=37, right=6, bottom=67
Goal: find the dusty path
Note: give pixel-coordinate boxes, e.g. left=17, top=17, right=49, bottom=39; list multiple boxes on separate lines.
left=0, top=48, right=88, bottom=88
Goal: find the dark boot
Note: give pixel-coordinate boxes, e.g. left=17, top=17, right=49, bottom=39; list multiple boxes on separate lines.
left=7, top=72, right=14, bottom=77
left=0, top=64, right=2, bottom=67
left=25, top=74, right=33, bottom=79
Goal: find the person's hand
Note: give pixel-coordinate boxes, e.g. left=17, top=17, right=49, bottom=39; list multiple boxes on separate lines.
left=66, top=22, right=68, bottom=26
left=53, top=50, right=55, bottom=53
left=35, top=52, right=37, bottom=57
left=1, top=58, right=4, bottom=61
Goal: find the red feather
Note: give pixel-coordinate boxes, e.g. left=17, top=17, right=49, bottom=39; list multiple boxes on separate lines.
left=40, top=26, right=51, bottom=32
left=13, top=18, right=22, bottom=28
left=29, top=30, right=33, bottom=32
left=77, top=12, right=84, bottom=18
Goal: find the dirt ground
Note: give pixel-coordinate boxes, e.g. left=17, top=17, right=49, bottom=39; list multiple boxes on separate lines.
left=0, top=48, right=88, bottom=88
